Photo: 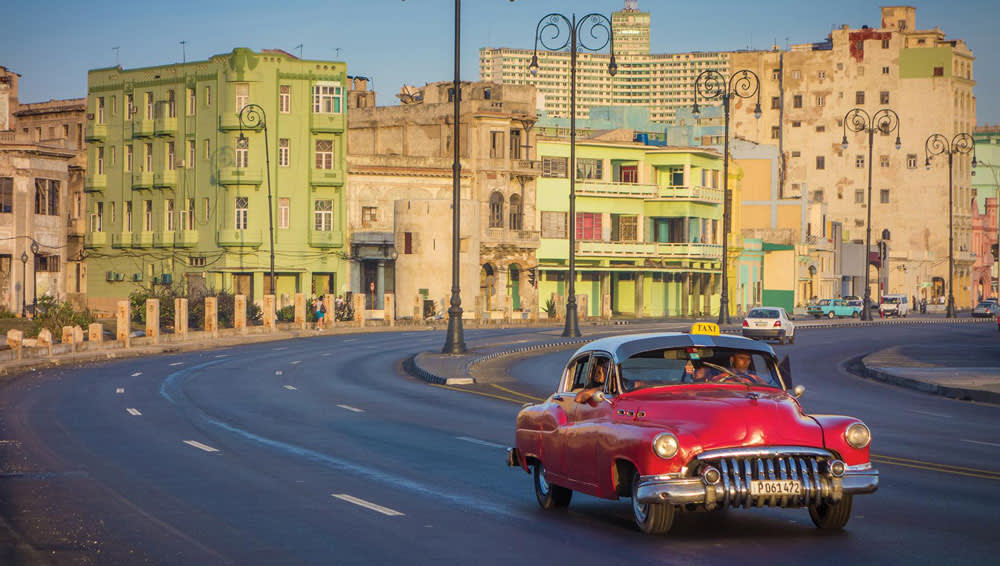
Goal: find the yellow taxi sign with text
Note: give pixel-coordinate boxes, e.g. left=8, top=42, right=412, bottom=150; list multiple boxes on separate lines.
left=690, top=322, right=721, bottom=336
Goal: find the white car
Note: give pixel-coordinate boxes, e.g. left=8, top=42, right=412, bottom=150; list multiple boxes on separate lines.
left=742, top=307, right=795, bottom=344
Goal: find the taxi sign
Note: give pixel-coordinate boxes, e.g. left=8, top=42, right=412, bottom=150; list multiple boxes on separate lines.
left=690, top=322, right=720, bottom=336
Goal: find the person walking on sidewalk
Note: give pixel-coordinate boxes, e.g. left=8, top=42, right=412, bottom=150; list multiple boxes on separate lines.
left=315, top=297, right=326, bottom=330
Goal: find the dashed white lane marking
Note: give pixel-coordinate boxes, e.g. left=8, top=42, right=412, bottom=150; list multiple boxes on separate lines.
left=337, top=404, right=364, bottom=413
left=343, top=339, right=358, bottom=343
left=169, top=362, right=184, bottom=366
left=275, top=370, right=283, bottom=376
left=130, top=372, right=142, bottom=377
left=961, top=439, right=1000, bottom=448
left=284, top=385, right=298, bottom=391
left=272, top=347, right=288, bottom=351
left=456, top=436, right=507, bottom=449
left=183, top=440, right=220, bottom=453
left=115, top=387, right=125, bottom=394
left=126, top=408, right=142, bottom=416
left=0, top=440, right=20, bottom=445
left=331, top=493, right=404, bottom=517
left=215, top=354, right=228, bottom=358
left=291, top=360, right=301, bottom=365
left=321, top=353, right=332, bottom=357
left=905, top=409, right=953, bottom=418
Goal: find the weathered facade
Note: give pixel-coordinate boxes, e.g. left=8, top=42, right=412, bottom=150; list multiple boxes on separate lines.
left=973, top=125, right=1000, bottom=299
left=347, top=80, right=540, bottom=318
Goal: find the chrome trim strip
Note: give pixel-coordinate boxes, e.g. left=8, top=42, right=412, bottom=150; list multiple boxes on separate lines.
left=698, top=446, right=833, bottom=460
left=846, top=462, right=873, bottom=471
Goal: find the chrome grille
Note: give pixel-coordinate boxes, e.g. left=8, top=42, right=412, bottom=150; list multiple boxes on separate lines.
left=699, top=453, right=837, bottom=508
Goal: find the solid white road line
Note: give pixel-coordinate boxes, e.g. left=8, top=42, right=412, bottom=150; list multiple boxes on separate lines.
left=130, top=372, right=142, bottom=377
left=337, top=404, right=364, bottom=413
left=290, top=360, right=301, bottom=365
left=283, top=385, right=298, bottom=390
left=169, top=362, right=184, bottom=366
left=456, top=436, right=508, bottom=449
left=331, top=493, right=404, bottom=516
left=115, top=387, right=125, bottom=394
left=183, top=440, right=220, bottom=453
left=215, top=354, right=228, bottom=358
left=961, top=439, right=1000, bottom=448
left=126, top=408, right=142, bottom=416
left=905, top=409, right=953, bottom=419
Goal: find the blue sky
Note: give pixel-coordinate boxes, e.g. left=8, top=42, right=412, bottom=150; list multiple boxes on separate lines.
left=3, top=0, right=998, bottom=122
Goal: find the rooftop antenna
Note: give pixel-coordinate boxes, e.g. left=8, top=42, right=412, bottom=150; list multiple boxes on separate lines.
left=295, top=44, right=303, bottom=58
left=180, top=40, right=187, bottom=63
left=334, top=47, right=341, bottom=58
left=112, top=46, right=120, bottom=67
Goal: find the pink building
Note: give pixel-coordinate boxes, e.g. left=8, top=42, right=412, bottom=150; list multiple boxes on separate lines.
left=971, top=195, right=997, bottom=302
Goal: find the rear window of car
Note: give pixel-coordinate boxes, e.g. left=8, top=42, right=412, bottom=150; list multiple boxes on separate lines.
left=619, top=347, right=782, bottom=392
left=747, top=309, right=779, bottom=319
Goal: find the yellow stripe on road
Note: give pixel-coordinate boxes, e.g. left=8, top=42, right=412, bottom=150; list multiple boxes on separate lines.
left=490, top=384, right=545, bottom=402
left=872, top=453, right=1000, bottom=481
left=430, top=383, right=528, bottom=404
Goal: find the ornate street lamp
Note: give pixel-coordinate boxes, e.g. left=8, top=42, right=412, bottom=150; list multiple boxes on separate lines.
left=20, top=251, right=28, bottom=317
left=530, top=12, right=617, bottom=337
left=30, top=240, right=39, bottom=315
left=237, top=103, right=276, bottom=297
left=841, top=108, right=901, bottom=321
left=925, top=132, right=976, bottom=318
left=692, top=70, right=762, bottom=325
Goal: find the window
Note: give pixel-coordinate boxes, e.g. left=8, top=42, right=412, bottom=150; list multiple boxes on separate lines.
left=856, top=154, right=865, bottom=168
left=793, top=94, right=802, bottom=108
left=144, top=143, right=153, bottom=171
left=612, top=214, right=638, bottom=242
left=855, top=189, right=865, bottom=204
left=771, top=69, right=780, bottom=80
left=816, top=156, right=825, bottom=170
left=509, top=195, right=522, bottom=230
left=187, top=88, right=196, bottom=115
left=882, top=39, right=890, bottom=49
left=882, top=66, right=890, bottom=75
left=235, top=196, right=249, bottom=230
left=362, top=206, right=378, bottom=228
left=816, top=95, right=825, bottom=107
left=144, top=200, right=152, bottom=231
left=857, top=66, right=865, bottom=77
left=97, top=146, right=105, bottom=174
left=933, top=67, right=944, bottom=77
left=813, top=190, right=824, bottom=203
left=125, top=93, right=134, bottom=119
left=236, top=140, right=248, bottom=168
left=576, top=158, right=602, bottom=180
left=34, top=179, right=60, bottom=215
left=489, top=192, right=504, bottom=228
left=855, top=91, right=865, bottom=105
left=203, top=197, right=210, bottom=222
left=313, top=199, right=333, bottom=231
left=145, top=92, right=154, bottom=120
left=204, top=85, right=212, bottom=106
left=880, top=189, right=890, bottom=204
left=235, top=83, right=249, bottom=112
left=167, top=90, right=176, bottom=118
left=315, top=139, right=333, bottom=169
left=509, top=129, right=522, bottom=159
left=189, top=256, right=207, bottom=267
left=791, top=151, right=801, bottom=158
left=541, top=211, right=567, bottom=238
left=490, top=131, right=504, bottom=158
left=279, top=138, right=290, bottom=167
left=907, top=154, right=918, bottom=169
left=278, top=198, right=289, bottom=229
left=880, top=155, right=890, bottom=168
left=180, top=198, right=193, bottom=230
left=62, top=124, right=69, bottom=138
left=312, top=82, right=343, bottom=113
left=165, top=200, right=175, bottom=231
left=187, top=140, right=195, bottom=167
left=817, top=70, right=827, bottom=79
left=35, top=255, right=59, bottom=273
left=618, top=165, right=638, bottom=184
left=166, top=142, right=176, bottom=170
left=770, top=96, right=780, bottom=110
left=90, top=202, right=103, bottom=232
left=770, top=126, right=780, bottom=139
left=404, top=232, right=413, bottom=254
left=880, top=91, right=890, bottom=104
left=97, top=97, right=105, bottom=124
left=73, top=193, right=81, bottom=218
left=792, top=121, right=802, bottom=128
left=576, top=212, right=602, bottom=241
left=110, top=145, right=116, bottom=166
left=279, top=85, right=290, bottom=113
left=542, top=156, right=568, bottom=178
left=791, top=69, right=801, bottom=80
left=204, top=139, right=211, bottom=160
left=816, top=125, right=826, bottom=133
left=0, top=177, right=13, bottom=213
left=125, top=201, right=132, bottom=231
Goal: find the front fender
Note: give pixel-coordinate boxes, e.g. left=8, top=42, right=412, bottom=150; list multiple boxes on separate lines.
left=812, top=414, right=871, bottom=465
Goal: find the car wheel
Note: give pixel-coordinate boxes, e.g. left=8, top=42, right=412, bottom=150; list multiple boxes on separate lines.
left=808, top=495, right=853, bottom=530
left=828, top=311, right=836, bottom=319
left=533, top=463, right=571, bottom=510
left=631, top=470, right=675, bottom=534
left=789, top=332, right=795, bottom=344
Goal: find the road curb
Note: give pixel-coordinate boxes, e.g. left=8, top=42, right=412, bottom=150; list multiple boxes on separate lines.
left=847, top=355, right=1000, bottom=405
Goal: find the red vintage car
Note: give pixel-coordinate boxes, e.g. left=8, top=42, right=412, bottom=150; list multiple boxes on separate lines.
left=507, top=330, right=879, bottom=534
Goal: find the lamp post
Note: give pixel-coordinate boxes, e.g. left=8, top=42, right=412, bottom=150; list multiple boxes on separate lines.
left=841, top=108, right=901, bottom=321
left=237, top=103, right=276, bottom=297
left=20, top=251, right=27, bottom=317
left=529, top=12, right=617, bottom=337
left=30, top=240, right=39, bottom=315
left=925, top=132, right=976, bottom=318
left=692, top=70, right=762, bottom=325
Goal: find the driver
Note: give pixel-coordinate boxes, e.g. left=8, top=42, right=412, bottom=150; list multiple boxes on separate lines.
left=575, top=363, right=607, bottom=404
left=728, top=352, right=760, bottom=383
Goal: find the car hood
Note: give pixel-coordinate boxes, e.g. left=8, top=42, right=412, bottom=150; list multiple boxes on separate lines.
left=617, top=386, right=824, bottom=452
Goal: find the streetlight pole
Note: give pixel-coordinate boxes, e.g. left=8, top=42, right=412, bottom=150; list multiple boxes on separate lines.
left=692, top=70, right=762, bottom=325
left=237, top=103, right=276, bottom=297
left=841, top=108, right=901, bottom=321
left=441, top=0, right=467, bottom=354
left=20, top=251, right=27, bottom=317
left=925, top=132, right=976, bottom=318
left=30, top=240, right=39, bottom=315
left=530, top=12, right=617, bottom=337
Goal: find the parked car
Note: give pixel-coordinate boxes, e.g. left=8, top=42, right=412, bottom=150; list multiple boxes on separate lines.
left=742, top=307, right=795, bottom=344
left=807, top=299, right=861, bottom=319
left=507, top=326, right=879, bottom=535
left=971, top=301, right=1000, bottom=318
left=879, top=294, right=909, bottom=317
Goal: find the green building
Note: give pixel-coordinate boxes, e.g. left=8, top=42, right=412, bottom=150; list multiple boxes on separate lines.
left=536, top=136, right=723, bottom=317
left=83, top=48, right=347, bottom=311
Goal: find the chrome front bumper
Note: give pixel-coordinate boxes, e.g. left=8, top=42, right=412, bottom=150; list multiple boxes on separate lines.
left=635, top=468, right=879, bottom=508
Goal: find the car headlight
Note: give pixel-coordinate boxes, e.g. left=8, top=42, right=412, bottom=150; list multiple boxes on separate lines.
left=845, top=422, right=871, bottom=449
left=652, top=433, right=679, bottom=459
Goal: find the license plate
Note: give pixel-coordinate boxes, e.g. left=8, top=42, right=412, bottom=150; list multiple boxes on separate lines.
left=749, top=480, right=801, bottom=496
left=755, top=322, right=768, bottom=327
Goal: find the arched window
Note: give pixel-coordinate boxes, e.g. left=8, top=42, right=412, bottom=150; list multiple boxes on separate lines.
left=489, top=192, right=504, bottom=228
left=509, top=194, right=522, bottom=230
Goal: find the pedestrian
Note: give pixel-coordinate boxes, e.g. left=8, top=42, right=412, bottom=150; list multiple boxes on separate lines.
left=315, top=296, right=326, bottom=330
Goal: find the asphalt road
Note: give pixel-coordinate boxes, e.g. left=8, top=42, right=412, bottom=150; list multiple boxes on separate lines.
left=1, top=323, right=998, bottom=565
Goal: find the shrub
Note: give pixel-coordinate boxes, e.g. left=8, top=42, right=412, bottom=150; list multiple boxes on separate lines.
left=543, top=298, right=557, bottom=318
left=276, top=305, right=295, bottom=322
left=29, top=295, right=95, bottom=338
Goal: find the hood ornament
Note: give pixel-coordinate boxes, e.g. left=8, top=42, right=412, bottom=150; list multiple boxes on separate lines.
left=746, top=391, right=761, bottom=401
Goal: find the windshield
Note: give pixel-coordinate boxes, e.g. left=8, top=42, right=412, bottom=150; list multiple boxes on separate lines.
left=747, top=309, right=779, bottom=319
left=816, top=300, right=830, bottom=306
left=883, top=297, right=902, bottom=304
left=619, top=347, right=782, bottom=392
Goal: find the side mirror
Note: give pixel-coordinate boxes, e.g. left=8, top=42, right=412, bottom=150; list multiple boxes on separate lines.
left=792, top=385, right=805, bottom=398
left=779, top=354, right=792, bottom=387
left=589, top=391, right=610, bottom=405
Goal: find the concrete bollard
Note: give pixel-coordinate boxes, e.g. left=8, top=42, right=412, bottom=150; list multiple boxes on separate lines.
left=175, top=298, right=188, bottom=339
left=414, top=295, right=422, bottom=320
left=146, top=298, right=160, bottom=344
left=7, top=329, right=23, bottom=360
left=294, top=293, right=306, bottom=329
left=204, top=296, right=218, bottom=338
left=234, top=295, right=247, bottom=334
left=37, top=328, right=53, bottom=356
left=62, top=325, right=74, bottom=346
left=602, top=293, right=612, bottom=320
left=88, top=323, right=103, bottom=348
left=323, top=295, right=334, bottom=329
left=554, top=294, right=565, bottom=322
left=263, top=295, right=276, bottom=332
left=353, top=294, right=365, bottom=327
left=577, top=294, right=589, bottom=321
left=73, top=326, right=84, bottom=350
left=116, top=300, right=130, bottom=347
left=384, top=293, right=394, bottom=327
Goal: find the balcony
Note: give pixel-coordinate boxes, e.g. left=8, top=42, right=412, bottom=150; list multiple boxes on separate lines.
left=483, top=227, right=541, bottom=248
left=576, top=241, right=656, bottom=257
left=132, top=231, right=154, bottom=248
left=84, top=174, right=107, bottom=192
left=131, top=172, right=154, bottom=189
left=656, top=242, right=723, bottom=260
left=309, top=113, right=345, bottom=133
left=153, top=230, right=175, bottom=248
left=218, top=229, right=263, bottom=248
left=308, top=229, right=343, bottom=248
left=111, top=232, right=133, bottom=248
left=174, top=230, right=199, bottom=248
left=84, top=232, right=108, bottom=248
left=218, top=167, right=263, bottom=187
left=153, top=170, right=178, bottom=188
left=657, top=185, right=724, bottom=202
left=512, top=159, right=541, bottom=176
left=154, top=116, right=177, bottom=136
left=806, top=234, right=835, bottom=251
left=131, top=119, right=154, bottom=138
left=84, top=123, right=107, bottom=141
left=310, top=168, right=344, bottom=187
left=576, top=181, right=657, bottom=198
left=219, top=112, right=242, bottom=132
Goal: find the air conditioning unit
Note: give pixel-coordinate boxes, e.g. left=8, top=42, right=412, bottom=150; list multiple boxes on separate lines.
left=161, top=273, right=173, bottom=285
left=114, top=272, right=125, bottom=281
left=106, top=271, right=115, bottom=282
left=151, top=275, right=161, bottom=285
left=132, top=273, right=143, bottom=282
left=175, top=159, right=185, bottom=168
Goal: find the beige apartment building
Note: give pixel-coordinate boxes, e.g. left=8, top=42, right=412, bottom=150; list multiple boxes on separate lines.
left=347, top=80, right=541, bottom=318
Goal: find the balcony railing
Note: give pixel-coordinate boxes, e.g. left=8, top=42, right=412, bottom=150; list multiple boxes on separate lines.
left=111, top=233, right=133, bottom=248
left=806, top=234, right=835, bottom=250
left=153, top=230, right=175, bottom=248
left=576, top=181, right=657, bottom=198
left=310, top=113, right=345, bottom=133
left=218, top=167, right=263, bottom=187
left=656, top=242, right=723, bottom=259
left=154, top=116, right=177, bottom=136
left=84, top=124, right=107, bottom=141
left=308, top=229, right=343, bottom=248
left=310, top=168, right=344, bottom=187
left=84, top=174, right=107, bottom=192
left=131, top=172, right=154, bottom=189
left=484, top=227, right=541, bottom=247
left=218, top=229, right=263, bottom=248
left=153, top=170, right=178, bottom=188
left=174, top=230, right=198, bottom=248
left=513, top=159, right=541, bottom=176
left=131, top=120, right=154, bottom=138
left=132, top=231, right=154, bottom=248
left=657, top=185, right=724, bottom=202
left=84, top=232, right=107, bottom=248
left=573, top=241, right=723, bottom=260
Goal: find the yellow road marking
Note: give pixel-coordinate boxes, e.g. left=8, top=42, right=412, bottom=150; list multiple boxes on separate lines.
left=490, top=384, right=545, bottom=402
left=430, top=383, right=527, bottom=404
